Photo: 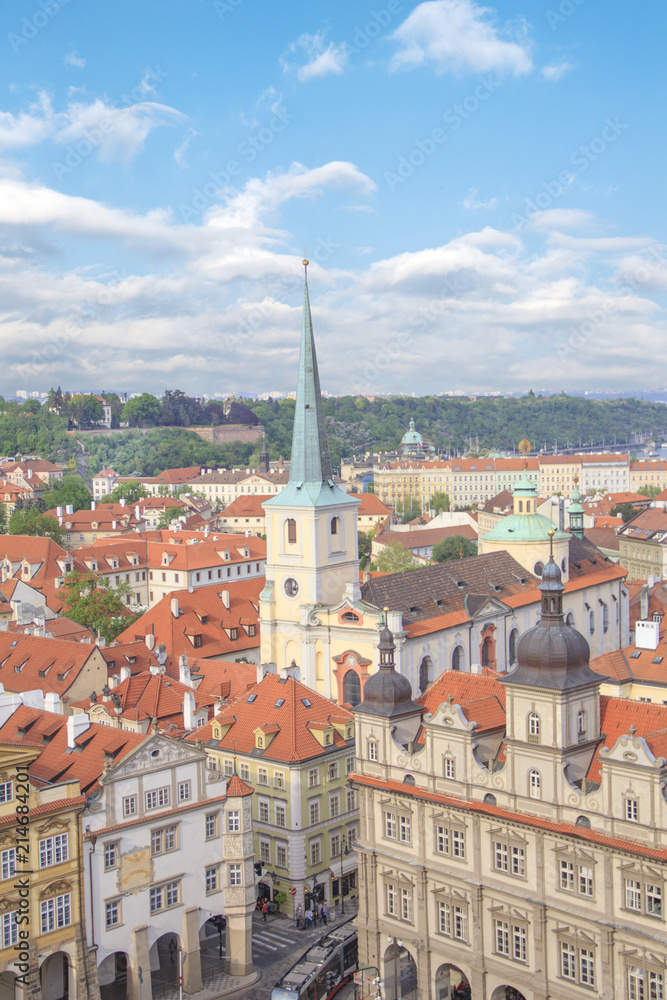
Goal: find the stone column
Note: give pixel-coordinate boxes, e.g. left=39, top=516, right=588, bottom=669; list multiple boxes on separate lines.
left=226, top=910, right=253, bottom=977
left=181, top=907, right=203, bottom=995
left=128, top=925, right=151, bottom=1000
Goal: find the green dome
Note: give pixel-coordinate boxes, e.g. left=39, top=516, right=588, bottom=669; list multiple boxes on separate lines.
left=484, top=512, right=569, bottom=544
left=401, top=418, right=423, bottom=446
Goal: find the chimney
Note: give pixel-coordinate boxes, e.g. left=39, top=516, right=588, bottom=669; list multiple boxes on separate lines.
left=119, top=498, right=126, bottom=507
left=149, top=663, right=160, bottom=675
left=636, top=620, right=660, bottom=651
left=56, top=506, right=63, bottom=517
left=65, top=504, right=73, bottom=515
left=257, top=661, right=277, bottom=683
left=58, top=517, right=63, bottom=527
left=120, top=664, right=131, bottom=682
left=67, top=713, right=90, bottom=749
left=183, top=690, right=195, bottom=730
left=112, top=521, right=117, bottom=530
left=282, top=659, right=300, bottom=681
left=145, top=633, right=155, bottom=651
left=91, top=500, right=96, bottom=511
left=95, top=635, right=106, bottom=648
left=171, top=598, right=179, bottom=619
left=221, top=590, right=230, bottom=611
left=135, top=505, right=140, bottom=518
left=640, top=584, right=649, bottom=621
left=179, top=654, right=192, bottom=688
left=27, top=468, right=33, bottom=479
left=44, top=692, right=61, bottom=714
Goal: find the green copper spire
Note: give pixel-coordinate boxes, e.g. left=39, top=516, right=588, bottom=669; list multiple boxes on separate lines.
left=288, top=259, right=332, bottom=485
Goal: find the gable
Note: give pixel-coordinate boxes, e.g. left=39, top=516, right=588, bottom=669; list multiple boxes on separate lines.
left=105, top=734, right=205, bottom=781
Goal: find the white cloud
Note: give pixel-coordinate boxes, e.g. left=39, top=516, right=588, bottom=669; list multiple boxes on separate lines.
left=281, top=31, right=349, bottom=82
left=540, top=60, right=572, bottom=82
left=390, top=0, right=533, bottom=76
left=64, top=51, right=86, bottom=69
left=464, top=187, right=498, bottom=210
left=0, top=91, right=186, bottom=162
left=174, top=128, right=197, bottom=169
left=527, top=209, right=596, bottom=231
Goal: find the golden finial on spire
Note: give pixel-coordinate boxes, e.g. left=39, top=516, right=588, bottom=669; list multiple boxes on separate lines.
left=548, top=527, right=555, bottom=557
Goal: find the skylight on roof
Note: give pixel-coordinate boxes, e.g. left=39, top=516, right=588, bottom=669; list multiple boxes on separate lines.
left=630, top=651, right=642, bottom=659
left=652, top=656, right=663, bottom=664
left=301, top=698, right=312, bottom=708
left=275, top=698, right=285, bottom=708
left=246, top=694, right=257, bottom=703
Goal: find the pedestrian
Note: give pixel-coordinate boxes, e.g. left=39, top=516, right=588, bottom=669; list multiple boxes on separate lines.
left=262, top=901, right=268, bottom=922
left=312, top=902, right=319, bottom=926
left=295, top=904, right=303, bottom=930
left=321, top=903, right=328, bottom=926
left=305, top=907, right=312, bottom=928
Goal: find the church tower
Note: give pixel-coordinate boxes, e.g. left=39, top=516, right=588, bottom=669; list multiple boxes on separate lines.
left=260, top=260, right=361, bottom=685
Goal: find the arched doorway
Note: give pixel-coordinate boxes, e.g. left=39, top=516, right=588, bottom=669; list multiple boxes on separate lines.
left=383, top=942, right=418, bottom=1000
left=150, top=933, right=180, bottom=991
left=99, top=953, right=128, bottom=1000
left=435, top=964, right=471, bottom=1000
left=40, top=953, right=70, bottom=1000
left=419, top=655, right=434, bottom=693
left=343, top=669, right=361, bottom=706
left=491, top=987, right=528, bottom=1000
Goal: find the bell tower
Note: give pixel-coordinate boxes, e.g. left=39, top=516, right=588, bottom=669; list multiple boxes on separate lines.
left=260, top=260, right=360, bottom=676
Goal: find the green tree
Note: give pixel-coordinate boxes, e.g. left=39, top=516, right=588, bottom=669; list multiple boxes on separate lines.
left=8, top=508, right=64, bottom=543
left=358, top=530, right=373, bottom=562
left=121, top=393, right=161, bottom=427
left=101, top=481, right=149, bottom=504
left=376, top=540, right=418, bottom=573
left=611, top=502, right=637, bottom=523
left=432, top=535, right=478, bottom=562
left=41, top=475, right=91, bottom=512
left=638, top=484, right=661, bottom=498
left=429, top=491, right=450, bottom=514
left=156, top=507, right=182, bottom=529
left=61, top=572, right=140, bottom=643
left=65, top=394, right=104, bottom=428
left=397, top=498, right=423, bottom=523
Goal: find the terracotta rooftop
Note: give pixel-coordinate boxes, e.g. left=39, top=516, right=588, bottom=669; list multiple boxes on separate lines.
left=618, top=508, right=667, bottom=540
left=590, top=633, right=667, bottom=688
left=377, top=525, right=478, bottom=551
left=0, top=631, right=103, bottom=695
left=187, top=673, right=354, bottom=763
left=70, top=671, right=216, bottom=729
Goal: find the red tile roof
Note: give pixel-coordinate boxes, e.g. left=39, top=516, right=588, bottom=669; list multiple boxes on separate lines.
left=0, top=632, right=103, bottom=695
left=186, top=673, right=353, bottom=763
left=116, top=579, right=263, bottom=659
left=0, top=794, right=86, bottom=828
left=226, top=774, right=254, bottom=797
left=70, top=671, right=216, bottom=728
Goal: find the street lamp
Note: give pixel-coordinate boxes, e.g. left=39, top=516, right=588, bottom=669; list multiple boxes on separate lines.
left=339, top=843, right=350, bottom=915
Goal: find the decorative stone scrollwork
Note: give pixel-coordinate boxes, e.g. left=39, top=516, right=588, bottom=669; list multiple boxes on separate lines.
left=208, top=770, right=223, bottom=782
left=39, top=879, right=72, bottom=900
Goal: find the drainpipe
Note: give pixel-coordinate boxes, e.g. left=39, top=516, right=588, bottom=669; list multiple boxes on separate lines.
left=78, top=817, right=93, bottom=998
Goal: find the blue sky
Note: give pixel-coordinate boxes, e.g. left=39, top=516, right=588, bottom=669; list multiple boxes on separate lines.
left=0, top=0, right=665, bottom=396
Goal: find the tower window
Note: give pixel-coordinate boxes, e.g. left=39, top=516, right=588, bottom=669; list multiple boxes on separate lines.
left=286, top=518, right=297, bottom=545
left=331, top=517, right=339, bottom=535
left=529, top=769, right=541, bottom=799
left=528, top=712, right=540, bottom=743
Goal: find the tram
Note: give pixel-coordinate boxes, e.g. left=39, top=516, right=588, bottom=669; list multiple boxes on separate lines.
left=271, top=918, right=358, bottom=1000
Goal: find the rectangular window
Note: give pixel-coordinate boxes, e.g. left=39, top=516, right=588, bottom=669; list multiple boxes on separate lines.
left=0, top=781, right=13, bottom=803
left=1, top=849, right=16, bottom=881
left=259, top=840, right=271, bottom=863
left=309, top=800, right=320, bottom=825
left=495, top=842, right=508, bottom=872
left=400, top=887, right=412, bottom=922
left=257, top=768, right=269, bottom=786
left=308, top=768, right=320, bottom=787
left=274, top=771, right=285, bottom=790
left=445, top=758, right=455, bottom=779
left=511, top=845, right=525, bottom=876
left=104, top=842, right=118, bottom=870
left=276, top=845, right=287, bottom=868
left=310, top=840, right=321, bottom=866
left=369, top=742, right=378, bottom=762
left=560, top=859, right=574, bottom=891
left=399, top=815, right=411, bottom=844
left=39, top=834, right=69, bottom=868
left=346, top=756, right=355, bottom=775
left=579, top=865, right=594, bottom=896
left=227, top=810, right=240, bottom=832
left=206, top=867, right=219, bottom=894
left=580, top=948, right=595, bottom=987
left=205, top=813, right=217, bottom=839
left=436, top=826, right=449, bottom=855
left=330, top=794, right=340, bottom=819
left=386, top=813, right=397, bottom=839
left=105, top=900, right=120, bottom=928
left=626, top=878, right=642, bottom=910
left=454, top=906, right=466, bottom=940
left=387, top=883, right=396, bottom=916
left=229, top=864, right=242, bottom=887
left=346, top=788, right=356, bottom=812
left=240, top=763, right=250, bottom=782
left=331, top=833, right=341, bottom=858
left=646, top=883, right=662, bottom=916
left=512, top=925, right=526, bottom=962
left=328, top=761, right=339, bottom=781
left=259, top=801, right=269, bottom=823
left=438, top=901, right=451, bottom=936
left=177, top=781, right=191, bottom=802
left=2, top=911, right=18, bottom=948
left=561, top=942, right=576, bottom=979
left=145, top=787, right=169, bottom=810
left=123, top=795, right=136, bottom=817
left=275, top=803, right=286, bottom=828
left=452, top=830, right=465, bottom=859
left=495, top=919, right=509, bottom=956
left=40, top=894, right=71, bottom=933
left=625, top=798, right=639, bottom=822
left=223, top=758, right=234, bottom=777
